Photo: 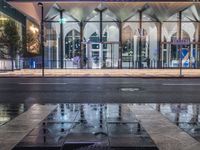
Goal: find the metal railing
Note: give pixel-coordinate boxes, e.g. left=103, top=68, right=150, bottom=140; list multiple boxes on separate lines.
left=0, top=58, right=200, bottom=71
left=0, top=59, right=13, bottom=71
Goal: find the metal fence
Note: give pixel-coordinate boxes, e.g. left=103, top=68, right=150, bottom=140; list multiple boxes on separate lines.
left=0, top=59, right=13, bottom=71
left=0, top=58, right=200, bottom=71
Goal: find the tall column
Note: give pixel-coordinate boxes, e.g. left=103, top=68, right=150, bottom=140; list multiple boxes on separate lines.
left=80, top=21, right=84, bottom=69
left=157, top=22, right=162, bottom=68
left=38, top=2, right=44, bottom=76
left=178, top=11, right=182, bottom=40
left=100, top=10, right=103, bottom=43
left=119, top=21, right=122, bottom=69
left=99, top=10, right=103, bottom=68
left=56, top=36, right=59, bottom=68
left=178, top=11, right=182, bottom=68
left=41, top=5, right=44, bottom=75
left=197, top=22, right=200, bottom=68
left=139, top=10, right=142, bottom=68
left=60, top=10, right=64, bottom=69
left=194, top=23, right=199, bottom=68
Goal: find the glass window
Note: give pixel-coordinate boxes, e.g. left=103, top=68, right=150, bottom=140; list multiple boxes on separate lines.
left=0, top=11, right=22, bottom=55
left=65, top=30, right=80, bottom=59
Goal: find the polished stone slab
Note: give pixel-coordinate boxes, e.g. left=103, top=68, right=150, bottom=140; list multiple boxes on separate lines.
left=129, top=104, right=200, bottom=150
left=15, top=104, right=158, bottom=150
left=0, top=104, right=57, bottom=150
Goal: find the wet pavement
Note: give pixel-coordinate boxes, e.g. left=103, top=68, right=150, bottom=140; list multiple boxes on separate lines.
left=14, top=104, right=158, bottom=150
left=0, top=104, right=27, bottom=126
left=129, top=104, right=200, bottom=150
left=0, top=104, right=57, bottom=150
left=0, top=103, right=200, bottom=150
left=150, top=104, right=200, bottom=142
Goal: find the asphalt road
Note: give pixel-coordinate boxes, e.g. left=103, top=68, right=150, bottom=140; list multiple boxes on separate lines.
left=0, top=77, right=200, bottom=104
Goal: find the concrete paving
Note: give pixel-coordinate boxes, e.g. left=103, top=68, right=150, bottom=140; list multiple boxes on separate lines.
left=0, top=104, right=57, bottom=150
left=0, top=69, right=200, bottom=77
left=129, top=104, right=200, bottom=150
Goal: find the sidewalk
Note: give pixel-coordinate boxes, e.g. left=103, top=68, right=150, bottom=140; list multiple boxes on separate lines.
left=0, top=69, right=200, bottom=77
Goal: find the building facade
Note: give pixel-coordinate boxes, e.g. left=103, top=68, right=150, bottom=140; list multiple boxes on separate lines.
left=0, top=0, right=26, bottom=56
left=0, top=0, right=41, bottom=70
left=4, top=1, right=200, bottom=69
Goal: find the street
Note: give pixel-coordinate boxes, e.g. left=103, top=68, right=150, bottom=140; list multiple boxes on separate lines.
left=0, top=77, right=200, bottom=104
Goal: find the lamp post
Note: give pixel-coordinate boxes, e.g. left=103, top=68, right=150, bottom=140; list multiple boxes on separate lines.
left=38, top=2, right=44, bottom=77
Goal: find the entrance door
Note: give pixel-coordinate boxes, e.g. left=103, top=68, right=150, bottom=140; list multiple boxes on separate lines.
left=83, top=41, right=119, bottom=69
left=84, top=42, right=102, bottom=69
left=103, top=42, right=119, bottom=68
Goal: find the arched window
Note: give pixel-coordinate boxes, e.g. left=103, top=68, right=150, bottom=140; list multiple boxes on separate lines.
left=170, top=33, right=178, bottom=60
left=65, top=29, right=80, bottom=59
left=90, top=32, right=100, bottom=49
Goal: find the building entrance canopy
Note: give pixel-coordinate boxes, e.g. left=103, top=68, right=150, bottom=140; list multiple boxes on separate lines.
left=6, top=1, right=200, bottom=23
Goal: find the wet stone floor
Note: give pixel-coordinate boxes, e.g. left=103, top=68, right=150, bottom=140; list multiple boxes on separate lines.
left=13, top=104, right=158, bottom=150
left=150, top=104, right=200, bottom=142
left=1, top=103, right=200, bottom=150
left=0, top=104, right=27, bottom=126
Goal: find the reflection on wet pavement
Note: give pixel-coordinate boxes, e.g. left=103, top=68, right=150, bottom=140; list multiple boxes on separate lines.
left=0, top=104, right=27, bottom=126
left=1, top=103, right=199, bottom=150
left=150, top=104, right=200, bottom=142
left=14, top=104, right=158, bottom=150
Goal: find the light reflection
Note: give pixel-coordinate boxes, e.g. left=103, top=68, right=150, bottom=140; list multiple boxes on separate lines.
left=0, top=104, right=26, bottom=126
left=151, top=103, right=200, bottom=141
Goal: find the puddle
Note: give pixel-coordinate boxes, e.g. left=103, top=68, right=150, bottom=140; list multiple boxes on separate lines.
left=14, top=104, right=158, bottom=150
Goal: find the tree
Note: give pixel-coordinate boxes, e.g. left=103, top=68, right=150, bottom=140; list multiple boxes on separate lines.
left=0, top=20, right=22, bottom=70
left=0, top=20, right=22, bottom=58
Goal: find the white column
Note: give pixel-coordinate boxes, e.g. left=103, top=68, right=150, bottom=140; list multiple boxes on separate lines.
left=48, top=29, right=51, bottom=68
left=167, top=43, right=170, bottom=67
left=56, top=36, right=59, bottom=68
left=134, top=36, right=137, bottom=68
left=89, top=43, right=92, bottom=69
left=99, top=43, right=103, bottom=69
left=190, top=43, right=193, bottom=67
left=85, top=43, right=88, bottom=68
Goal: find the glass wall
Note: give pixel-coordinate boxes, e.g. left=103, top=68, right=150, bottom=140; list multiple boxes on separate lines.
left=0, top=11, right=22, bottom=57
left=26, top=20, right=40, bottom=55
left=162, top=14, right=179, bottom=68
left=161, top=11, right=200, bottom=68
left=122, top=21, right=139, bottom=68
left=42, top=3, right=200, bottom=69
left=84, top=12, right=100, bottom=69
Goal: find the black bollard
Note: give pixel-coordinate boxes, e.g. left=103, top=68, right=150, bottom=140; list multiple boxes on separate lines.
left=99, top=104, right=103, bottom=128
left=118, top=105, right=122, bottom=120
left=80, top=104, right=85, bottom=123
left=137, top=122, right=141, bottom=132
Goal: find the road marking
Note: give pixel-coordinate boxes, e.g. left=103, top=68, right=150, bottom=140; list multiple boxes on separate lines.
left=120, top=88, right=140, bottom=92
left=19, top=82, right=68, bottom=85
left=163, top=83, right=200, bottom=86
